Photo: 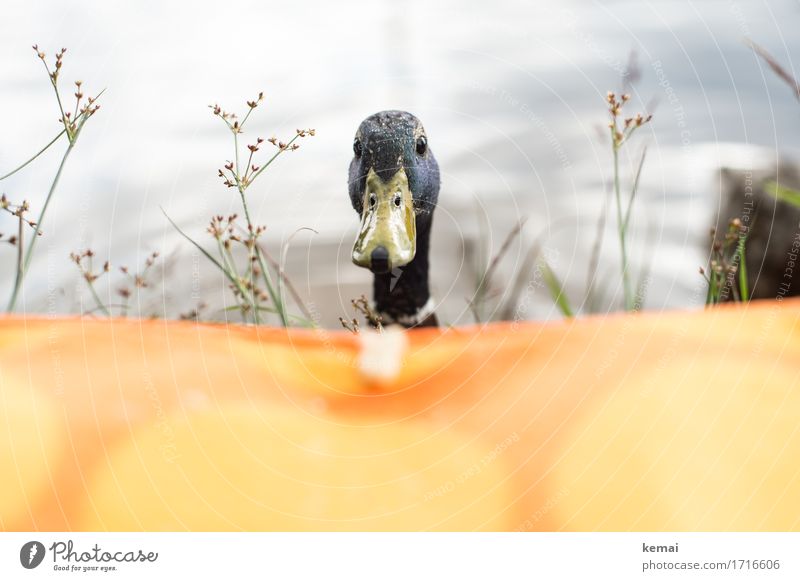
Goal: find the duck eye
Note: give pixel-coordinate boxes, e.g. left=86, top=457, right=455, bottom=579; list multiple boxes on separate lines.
left=353, top=138, right=363, bottom=157
left=393, top=193, right=402, bottom=207
left=415, top=135, right=427, bottom=155
left=369, top=193, right=377, bottom=208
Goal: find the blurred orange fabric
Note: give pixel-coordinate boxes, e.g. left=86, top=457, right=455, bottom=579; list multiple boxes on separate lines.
left=1, top=299, right=798, bottom=531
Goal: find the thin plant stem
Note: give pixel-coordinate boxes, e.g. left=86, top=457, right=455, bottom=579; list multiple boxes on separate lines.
left=233, top=131, right=242, bottom=184
left=585, top=184, right=612, bottom=312
left=0, top=129, right=66, bottom=181
left=633, top=213, right=656, bottom=310
left=483, top=219, right=527, bottom=295
left=746, top=39, right=800, bottom=102
left=470, top=200, right=491, bottom=323
left=540, top=258, right=574, bottom=318
left=249, top=134, right=301, bottom=184
left=258, top=243, right=314, bottom=323
left=41, top=60, right=70, bottom=137
left=239, top=107, right=255, bottom=129
left=708, top=262, right=718, bottom=305
left=7, top=139, right=76, bottom=311
left=623, top=146, right=647, bottom=233
left=236, top=242, right=261, bottom=324
left=737, top=235, right=749, bottom=301
left=16, top=214, right=24, bottom=288
left=277, top=228, right=317, bottom=325
left=470, top=218, right=526, bottom=320
left=256, top=247, right=285, bottom=325
left=236, top=188, right=285, bottom=326
left=244, top=148, right=255, bottom=182
left=83, top=279, right=110, bottom=317
left=162, top=208, right=258, bottom=318
left=215, top=236, right=248, bottom=318
left=85, top=303, right=128, bottom=316
left=498, top=217, right=574, bottom=320
left=236, top=190, right=262, bottom=325
left=612, top=137, right=633, bottom=311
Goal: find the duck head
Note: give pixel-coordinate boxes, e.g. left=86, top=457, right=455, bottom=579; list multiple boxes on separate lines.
left=348, top=111, right=440, bottom=326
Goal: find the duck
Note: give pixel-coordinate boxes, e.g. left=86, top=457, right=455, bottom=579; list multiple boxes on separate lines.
left=348, top=110, right=440, bottom=327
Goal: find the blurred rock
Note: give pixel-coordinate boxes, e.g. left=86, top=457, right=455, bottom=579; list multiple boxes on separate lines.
left=715, top=162, right=800, bottom=300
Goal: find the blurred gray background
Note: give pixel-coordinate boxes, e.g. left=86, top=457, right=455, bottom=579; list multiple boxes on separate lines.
left=1, top=0, right=798, bottom=327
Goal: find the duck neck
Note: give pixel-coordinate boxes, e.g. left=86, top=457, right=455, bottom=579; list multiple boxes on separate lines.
left=373, top=216, right=435, bottom=327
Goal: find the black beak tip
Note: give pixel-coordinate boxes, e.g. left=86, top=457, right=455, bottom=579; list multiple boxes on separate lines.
left=369, top=245, right=391, bottom=274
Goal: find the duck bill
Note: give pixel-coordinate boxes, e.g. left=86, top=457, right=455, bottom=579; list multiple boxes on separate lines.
left=352, top=167, right=416, bottom=274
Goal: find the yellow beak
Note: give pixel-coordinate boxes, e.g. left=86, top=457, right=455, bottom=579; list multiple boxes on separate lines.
left=352, top=167, right=416, bottom=274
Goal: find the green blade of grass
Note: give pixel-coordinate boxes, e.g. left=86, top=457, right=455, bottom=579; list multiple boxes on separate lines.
left=278, top=227, right=318, bottom=326
left=254, top=248, right=286, bottom=326
left=7, top=140, right=76, bottom=311
left=623, top=146, right=647, bottom=233
left=81, top=275, right=111, bottom=317
left=584, top=185, right=612, bottom=313
left=0, top=129, right=66, bottom=181
left=235, top=188, right=285, bottom=326
left=611, top=129, right=633, bottom=311
left=161, top=208, right=257, bottom=316
left=214, top=235, right=248, bottom=317
left=706, top=268, right=721, bottom=306
left=737, top=235, right=749, bottom=302
left=764, top=180, right=800, bottom=208
left=540, top=258, right=574, bottom=318
left=221, top=304, right=314, bottom=327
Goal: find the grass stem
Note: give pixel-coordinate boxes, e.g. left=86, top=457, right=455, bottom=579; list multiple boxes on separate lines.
left=0, top=129, right=66, bottom=181
left=612, top=140, right=633, bottom=311
left=7, top=139, right=76, bottom=311
left=84, top=278, right=111, bottom=317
